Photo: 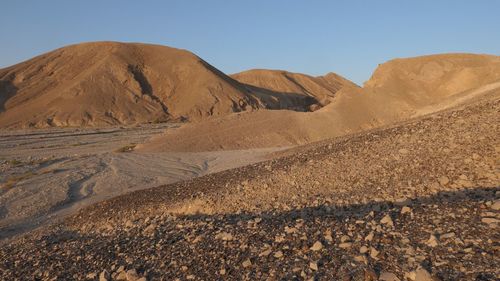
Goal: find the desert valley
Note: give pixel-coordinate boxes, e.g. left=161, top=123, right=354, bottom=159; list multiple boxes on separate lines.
left=0, top=41, right=499, bottom=280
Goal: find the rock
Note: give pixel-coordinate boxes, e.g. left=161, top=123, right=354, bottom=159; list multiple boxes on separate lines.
left=359, top=245, right=369, bottom=254
left=404, top=271, right=417, bottom=281
left=339, top=242, right=352, bottom=249
left=125, top=220, right=135, bottom=228
left=379, top=272, right=401, bottom=281
left=370, top=247, right=379, bottom=259
left=365, top=232, right=374, bottom=242
left=399, top=148, right=409, bottom=154
left=415, top=268, right=434, bottom=281
left=99, top=270, right=110, bottom=281
left=324, top=234, right=333, bottom=243
left=126, top=269, right=139, bottom=281
left=115, top=271, right=127, bottom=281
left=216, top=232, right=233, bottom=241
left=86, top=273, right=97, bottom=279
left=242, top=259, right=252, bottom=268
left=273, top=251, right=284, bottom=258
left=426, top=234, right=439, bottom=247
left=381, top=214, right=394, bottom=227
left=259, top=249, right=272, bottom=257
left=309, top=261, right=318, bottom=271
left=310, top=241, right=323, bottom=251
left=438, top=176, right=449, bottom=186
left=364, top=268, right=378, bottom=281
left=340, top=235, right=351, bottom=242
left=401, top=206, right=412, bottom=214
left=481, top=217, right=499, bottom=225
left=491, top=200, right=500, bottom=210
left=219, top=268, right=226, bottom=275
left=143, top=223, right=156, bottom=233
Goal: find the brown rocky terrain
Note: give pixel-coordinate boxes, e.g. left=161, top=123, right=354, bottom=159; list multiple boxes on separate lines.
left=0, top=86, right=498, bottom=280
left=1, top=42, right=355, bottom=129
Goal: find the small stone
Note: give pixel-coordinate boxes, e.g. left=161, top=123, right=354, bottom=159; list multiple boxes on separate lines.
left=359, top=245, right=369, bottom=254
left=242, top=259, right=252, bottom=268
left=124, top=220, right=134, bottom=228
left=99, top=270, right=110, bottom=281
left=370, top=247, right=379, bottom=259
left=216, top=232, right=233, bottom=241
left=481, top=217, right=499, bottom=225
left=401, top=206, right=412, bottom=214
left=219, top=268, right=226, bottom=275
left=339, top=242, right=352, bottom=249
left=438, top=176, right=449, bottom=186
left=310, top=241, right=323, bottom=251
left=324, top=234, right=333, bottom=243
left=86, top=273, right=97, bottom=279
left=365, top=232, right=374, bottom=242
left=126, top=269, right=139, bottom=281
left=399, top=148, right=409, bottom=154
left=364, top=268, right=378, bottom=281
left=491, top=200, right=500, bottom=210
left=274, top=251, right=284, bottom=258
left=379, top=272, right=401, bottom=281
left=381, top=214, right=394, bottom=227
left=354, top=255, right=367, bottom=263
left=340, top=235, right=351, bottom=242
left=115, top=271, right=127, bottom=281
left=259, top=249, right=272, bottom=257
left=426, top=234, right=439, bottom=247
left=415, top=268, right=434, bottom=281
left=309, top=261, right=318, bottom=271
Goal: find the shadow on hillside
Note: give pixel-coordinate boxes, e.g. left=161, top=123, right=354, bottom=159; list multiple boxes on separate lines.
left=0, top=80, right=18, bottom=113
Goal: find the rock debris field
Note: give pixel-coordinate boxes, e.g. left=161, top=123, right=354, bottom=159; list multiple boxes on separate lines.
left=0, top=97, right=499, bottom=280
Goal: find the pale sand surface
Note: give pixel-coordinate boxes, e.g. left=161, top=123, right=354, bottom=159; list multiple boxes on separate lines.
left=0, top=124, right=283, bottom=240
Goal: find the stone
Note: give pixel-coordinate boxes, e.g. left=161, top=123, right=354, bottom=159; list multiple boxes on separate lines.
left=309, top=261, right=318, bottom=271
left=259, top=249, right=272, bottom=257
left=242, top=259, right=252, bottom=268
left=401, top=206, right=412, bottom=214
left=438, top=176, right=449, bottom=186
left=273, top=251, right=284, bottom=258
left=359, top=245, right=369, bottom=254
left=340, top=235, right=351, bottom=242
left=381, top=214, right=394, bottom=227
left=126, top=269, right=139, bottom=281
left=365, top=232, right=374, bottom=242
left=370, top=247, right=379, bottom=259
left=339, top=242, right=352, bottom=249
left=491, top=200, right=500, bottom=210
left=99, top=270, right=110, bottom=281
left=86, top=273, right=97, bottom=279
left=426, top=234, right=439, bottom=247
left=115, top=271, right=127, bottom=281
left=216, top=232, right=233, bottom=241
left=415, top=268, right=434, bottom=281
left=399, top=148, right=409, bottom=154
left=310, top=241, right=323, bottom=251
left=481, top=217, right=499, bottom=225
left=219, top=268, right=226, bottom=275
left=379, top=272, right=401, bottom=281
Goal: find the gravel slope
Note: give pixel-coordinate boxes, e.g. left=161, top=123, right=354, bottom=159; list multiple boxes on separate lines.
left=0, top=95, right=499, bottom=280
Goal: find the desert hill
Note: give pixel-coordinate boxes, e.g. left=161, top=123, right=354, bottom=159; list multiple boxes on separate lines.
left=232, top=69, right=358, bottom=110
left=0, top=42, right=271, bottom=128
left=138, top=53, right=500, bottom=152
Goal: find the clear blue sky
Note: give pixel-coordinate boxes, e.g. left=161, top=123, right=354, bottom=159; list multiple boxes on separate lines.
left=1, top=0, right=499, bottom=84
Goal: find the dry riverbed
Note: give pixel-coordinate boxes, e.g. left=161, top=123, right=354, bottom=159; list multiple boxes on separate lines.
left=0, top=124, right=281, bottom=241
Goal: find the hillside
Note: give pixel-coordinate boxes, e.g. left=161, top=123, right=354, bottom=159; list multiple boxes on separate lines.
left=0, top=42, right=264, bottom=128
left=2, top=90, right=498, bottom=280
left=232, top=69, right=358, bottom=109
left=138, top=53, right=500, bottom=152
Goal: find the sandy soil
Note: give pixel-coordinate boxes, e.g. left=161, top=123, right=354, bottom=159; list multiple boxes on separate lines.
left=0, top=124, right=282, bottom=240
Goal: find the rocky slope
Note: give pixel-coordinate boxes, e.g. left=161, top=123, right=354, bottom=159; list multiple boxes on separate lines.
left=1, top=91, right=498, bottom=280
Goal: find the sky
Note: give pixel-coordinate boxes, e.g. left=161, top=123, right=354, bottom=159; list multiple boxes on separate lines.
left=1, top=0, right=499, bottom=85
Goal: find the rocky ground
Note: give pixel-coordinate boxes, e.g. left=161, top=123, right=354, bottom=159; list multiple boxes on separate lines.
left=0, top=96, right=499, bottom=280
